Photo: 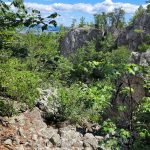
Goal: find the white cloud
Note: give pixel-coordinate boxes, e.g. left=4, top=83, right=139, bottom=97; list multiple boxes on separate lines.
left=25, top=0, right=143, bottom=14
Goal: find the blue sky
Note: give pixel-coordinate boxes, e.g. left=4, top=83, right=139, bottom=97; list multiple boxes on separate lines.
left=23, top=0, right=147, bottom=26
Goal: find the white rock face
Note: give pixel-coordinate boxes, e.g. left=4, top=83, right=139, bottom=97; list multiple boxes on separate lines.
left=130, top=49, right=150, bottom=66
left=60, top=28, right=103, bottom=56
left=0, top=107, right=103, bottom=150
left=118, top=13, right=150, bottom=50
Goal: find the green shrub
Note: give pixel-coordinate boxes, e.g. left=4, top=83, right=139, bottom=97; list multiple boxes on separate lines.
left=138, top=34, right=150, bottom=52
left=0, top=100, right=16, bottom=116
left=71, top=44, right=130, bottom=81
left=0, top=59, right=39, bottom=108
left=50, top=56, right=74, bottom=82
left=49, top=80, right=113, bottom=123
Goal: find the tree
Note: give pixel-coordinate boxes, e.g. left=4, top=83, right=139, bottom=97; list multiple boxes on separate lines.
left=129, top=6, right=145, bottom=24
left=89, top=21, right=94, bottom=28
left=79, top=16, right=86, bottom=27
left=94, top=8, right=125, bottom=31
left=146, top=0, right=150, bottom=12
left=0, top=0, right=59, bottom=48
left=94, top=12, right=107, bottom=30
left=0, top=0, right=59, bottom=31
left=71, top=18, right=77, bottom=29
left=107, top=8, right=125, bottom=29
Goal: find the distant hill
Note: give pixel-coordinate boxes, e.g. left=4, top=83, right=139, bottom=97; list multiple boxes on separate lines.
left=18, top=25, right=70, bottom=33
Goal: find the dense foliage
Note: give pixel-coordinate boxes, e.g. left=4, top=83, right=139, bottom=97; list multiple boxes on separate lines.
left=0, top=0, right=150, bottom=149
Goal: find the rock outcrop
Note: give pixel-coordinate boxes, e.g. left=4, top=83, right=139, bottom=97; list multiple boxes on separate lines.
left=0, top=107, right=104, bottom=150
left=117, top=13, right=150, bottom=50
left=130, top=49, right=150, bottom=66
left=60, top=28, right=103, bottom=56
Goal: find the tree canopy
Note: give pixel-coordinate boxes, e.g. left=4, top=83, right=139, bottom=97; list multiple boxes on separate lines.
left=0, top=0, right=59, bottom=31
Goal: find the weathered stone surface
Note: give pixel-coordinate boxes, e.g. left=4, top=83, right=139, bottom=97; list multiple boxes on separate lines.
left=4, top=139, right=13, bottom=145
left=130, top=49, right=150, bottom=66
left=117, top=13, right=150, bottom=50
left=39, top=127, right=58, bottom=139
left=60, top=126, right=83, bottom=149
left=0, top=107, right=104, bottom=150
left=60, top=28, right=103, bottom=56
left=83, top=133, right=98, bottom=149
left=36, top=88, right=60, bottom=114
left=16, top=145, right=25, bottom=150
left=95, top=136, right=104, bottom=142
left=50, top=134, right=61, bottom=146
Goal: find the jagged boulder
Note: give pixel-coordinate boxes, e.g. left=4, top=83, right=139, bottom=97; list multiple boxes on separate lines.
left=130, top=49, right=150, bottom=66
left=117, top=13, right=150, bottom=50
left=60, top=28, right=103, bottom=56
left=0, top=107, right=104, bottom=150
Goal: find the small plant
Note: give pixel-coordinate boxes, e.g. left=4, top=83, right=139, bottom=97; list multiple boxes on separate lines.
left=0, top=59, right=40, bottom=108
left=0, top=100, right=16, bottom=116
left=48, top=80, right=113, bottom=124
left=134, top=29, right=144, bottom=33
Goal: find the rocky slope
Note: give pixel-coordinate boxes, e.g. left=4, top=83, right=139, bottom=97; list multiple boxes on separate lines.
left=60, top=28, right=103, bottom=56
left=0, top=107, right=104, bottom=150
left=130, top=49, right=150, bottom=65
left=1, top=12, right=150, bottom=150
left=60, top=13, right=150, bottom=56
left=117, top=13, right=150, bottom=50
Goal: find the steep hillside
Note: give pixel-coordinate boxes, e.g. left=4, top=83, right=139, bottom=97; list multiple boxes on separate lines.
left=118, top=13, right=150, bottom=50
left=60, top=28, right=103, bottom=56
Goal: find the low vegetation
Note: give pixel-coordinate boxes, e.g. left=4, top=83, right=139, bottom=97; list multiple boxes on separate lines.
left=0, top=0, right=150, bottom=149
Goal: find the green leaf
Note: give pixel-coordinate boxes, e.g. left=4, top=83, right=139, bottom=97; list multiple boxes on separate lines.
left=49, top=20, right=57, bottom=27
left=47, top=12, right=60, bottom=18
left=32, top=9, right=40, bottom=14
left=41, top=24, right=48, bottom=31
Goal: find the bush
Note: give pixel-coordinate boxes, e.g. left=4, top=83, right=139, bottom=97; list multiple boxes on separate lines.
left=138, top=34, right=150, bottom=52
left=48, top=80, right=113, bottom=123
left=71, top=44, right=130, bottom=81
left=0, top=100, right=16, bottom=116
left=0, top=58, right=39, bottom=108
left=50, top=56, right=74, bottom=83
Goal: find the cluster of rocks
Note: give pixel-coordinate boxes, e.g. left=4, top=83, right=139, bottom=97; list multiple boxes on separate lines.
left=117, top=13, right=150, bottom=50
left=60, top=28, right=103, bottom=56
left=0, top=107, right=104, bottom=150
left=60, top=13, right=150, bottom=57
left=130, top=49, right=150, bottom=66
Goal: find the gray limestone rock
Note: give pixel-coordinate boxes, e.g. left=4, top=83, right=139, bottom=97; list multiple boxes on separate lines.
left=60, top=28, right=103, bottom=56
left=117, top=13, right=150, bottom=50
left=4, top=139, right=13, bottom=145
left=50, top=134, right=61, bottom=147
left=130, top=49, right=150, bottom=66
left=83, top=133, right=98, bottom=149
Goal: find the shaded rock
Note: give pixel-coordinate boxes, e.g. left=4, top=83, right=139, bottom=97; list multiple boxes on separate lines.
left=50, top=133, right=61, bottom=146
left=117, top=13, right=150, bottom=50
left=140, top=50, right=150, bottom=66
left=60, top=126, right=83, bottom=148
left=36, top=88, right=52, bottom=111
left=13, top=101, right=28, bottom=113
left=16, top=145, right=25, bottom=150
left=4, top=139, right=13, bottom=145
left=130, top=49, right=150, bottom=66
left=83, top=133, right=98, bottom=149
left=60, top=28, right=103, bottom=56
left=0, top=116, right=9, bottom=127
left=36, top=88, right=59, bottom=114
left=95, top=136, right=104, bottom=142
left=32, top=134, right=38, bottom=141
